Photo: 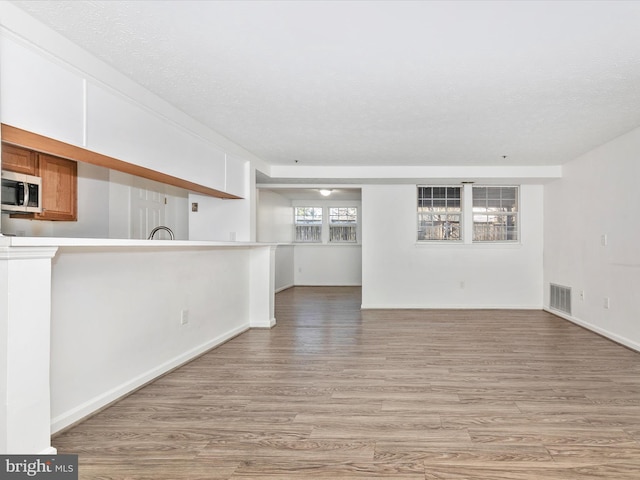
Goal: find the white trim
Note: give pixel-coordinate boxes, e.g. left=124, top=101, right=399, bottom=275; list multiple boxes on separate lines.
left=40, top=447, right=58, bottom=455
left=0, top=246, right=58, bottom=260
left=51, top=323, right=249, bottom=433
left=252, top=317, right=277, bottom=329
left=544, top=308, right=640, bottom=353
left=270, top=165, right=563, bottom=182
left=275, top=283, right=294, bottom=293
left=362, top=304, right=542, bottom=310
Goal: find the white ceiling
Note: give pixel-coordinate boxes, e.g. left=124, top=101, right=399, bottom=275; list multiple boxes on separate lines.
left=10, top=0, right=640, bottom=174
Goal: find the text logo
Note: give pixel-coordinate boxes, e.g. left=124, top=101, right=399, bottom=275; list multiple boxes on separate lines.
left=1, top=455, right=78, bottom=479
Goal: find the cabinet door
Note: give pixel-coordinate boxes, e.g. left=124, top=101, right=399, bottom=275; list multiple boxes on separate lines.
left=36, top=154, right=77, bottom=221
left=0, top=35, right=85, bottom=146
left=1, top=143, right=37, bottom=175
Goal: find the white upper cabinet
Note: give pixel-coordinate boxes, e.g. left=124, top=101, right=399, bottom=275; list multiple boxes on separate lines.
left=225, top=154, right=248, bottom=198
left=86, top=82, right=226, bottom=192
left=0, top=32, right=246, bottom=198
left=0, top=35, right=84, bottom=146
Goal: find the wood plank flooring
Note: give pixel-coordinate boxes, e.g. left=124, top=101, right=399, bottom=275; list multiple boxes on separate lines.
left=53, top=286, right=640, bottom=479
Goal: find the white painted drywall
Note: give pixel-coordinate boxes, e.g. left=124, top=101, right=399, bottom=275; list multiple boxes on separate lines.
left=544, top=126, right=640, bottom=351
left=275, top=245, right=294, bottom=291
left=49, top=245, right=259, bottom=432
left=85, top=82, right=227, bottom=191
left=256, top=189, right=294, bottom=289
left=256, top=189, right=294, bottom=243
left=0, top=246, right=58, bottom=453
left=0, top=34, right=84, bottom=147
left=361, top=184, right=544, bottom=308
left=294, top=244, right=363, bottom=286
left=188, top=193, right=251, bottom=242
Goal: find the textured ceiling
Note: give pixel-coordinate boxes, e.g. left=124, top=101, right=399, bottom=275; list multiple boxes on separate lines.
left=10, top=0, right=640, bottom=169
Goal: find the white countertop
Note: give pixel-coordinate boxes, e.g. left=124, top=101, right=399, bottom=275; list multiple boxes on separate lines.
left=0, top=236, right=276, bottom=248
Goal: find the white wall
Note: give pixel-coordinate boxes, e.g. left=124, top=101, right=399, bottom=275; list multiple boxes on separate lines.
left=362, top=184, right=544, bottom=308
left=275, top=245, right=295, bottom=291
left=256, top=189, right=295, bottom=290
left=544, top=126, right=640, bottom=351
left=188, top=194, right=251, bottom=242
left=294, top=244, right=362, bottom=286
left=49, top=245, right=257, bottom=432
left=257, top=189, right=294, bottom=243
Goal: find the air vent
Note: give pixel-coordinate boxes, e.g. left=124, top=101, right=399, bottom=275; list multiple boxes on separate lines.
left=550, top=283, right=572, bottom=315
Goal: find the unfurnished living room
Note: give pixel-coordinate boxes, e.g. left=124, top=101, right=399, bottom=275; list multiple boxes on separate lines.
left=1, top=1, right=640, bottom=479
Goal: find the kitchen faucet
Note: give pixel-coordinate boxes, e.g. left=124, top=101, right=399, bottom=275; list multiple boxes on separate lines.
left=147, top=226, right=175, bottom=240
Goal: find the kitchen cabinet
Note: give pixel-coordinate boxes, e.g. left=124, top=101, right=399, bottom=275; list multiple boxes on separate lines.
left=35, top=153, right=77, bottom=221
left=2, top=142, right=78, bottom=221
left=86, top=82, right=227, bottom=193
left=225, top=154, right=247, bottom=198
left=0, top=35, right=84, bottom=146
left=1, top=143, right=37, bottom=175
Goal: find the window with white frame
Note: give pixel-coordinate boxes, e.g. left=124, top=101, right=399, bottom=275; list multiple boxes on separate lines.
left=472, top=186, right=519, bottom=242
left=294, top=207, right=323, bottom=242
left=417, top=186, right=462, bottom=241
left=329, top=207, right=358, bottom=242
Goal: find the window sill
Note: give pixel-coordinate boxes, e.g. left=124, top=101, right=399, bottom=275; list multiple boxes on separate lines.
left=415, top=241, right=522, bottom=248
left=293, top=242, right=362, bottom=246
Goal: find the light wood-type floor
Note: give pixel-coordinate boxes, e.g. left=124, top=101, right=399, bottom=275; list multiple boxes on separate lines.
left=53, top=286, right=640, bottom=479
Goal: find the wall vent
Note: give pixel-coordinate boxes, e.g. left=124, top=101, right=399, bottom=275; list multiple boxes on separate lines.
left=550, top=283, right=572, bottom=315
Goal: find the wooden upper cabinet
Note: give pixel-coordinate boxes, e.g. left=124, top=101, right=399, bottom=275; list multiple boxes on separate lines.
left=2, top=143, right=37, bottom=175
left=35, top=153, right=77, bottom=221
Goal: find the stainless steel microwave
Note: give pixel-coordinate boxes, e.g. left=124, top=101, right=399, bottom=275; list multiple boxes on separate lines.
left=1, top=170, right=42, bottom=213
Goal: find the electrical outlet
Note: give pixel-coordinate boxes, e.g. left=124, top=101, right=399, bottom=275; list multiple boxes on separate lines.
left=180, top=309, right=189, bottom=325
left=459, top=281, right=465, bottom=289
left=601, top=234, right=608, bottom=246
left=603, top=297, right=610, bottom=309
left=580, top=290, right=585, bottom=301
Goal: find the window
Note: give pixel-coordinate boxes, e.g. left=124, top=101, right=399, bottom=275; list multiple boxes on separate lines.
left=294, top=207, right=322, bottom=242
left=417, top=186, right=462, bottom=241
left=329, top=207, right=357, bottom=242
left=473, top=186, right=519, bottom=242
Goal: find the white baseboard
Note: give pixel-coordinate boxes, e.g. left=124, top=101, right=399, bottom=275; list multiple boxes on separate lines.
left=251, top=316, right=277, bottom=329
left=361, top=303, right=542, bottom=310
left=51, top=323, right=249, bottom=433
left=40, top=446, right=57, bottom=455
left=544, top=308, right=640, bottom=353
left=275, top=283, right=294, bottom=293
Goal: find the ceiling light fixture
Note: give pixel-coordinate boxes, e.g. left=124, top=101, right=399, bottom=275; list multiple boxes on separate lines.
left=319, top=189, right=332, bottom=197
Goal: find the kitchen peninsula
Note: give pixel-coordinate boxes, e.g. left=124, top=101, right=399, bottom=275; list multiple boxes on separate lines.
left=0, top=236, right=276, bottom=454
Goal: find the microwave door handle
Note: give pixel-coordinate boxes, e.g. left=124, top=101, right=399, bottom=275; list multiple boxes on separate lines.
left=23, top=182, right=29, bottom=207
left=17, top=182, right=26, bottom=206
